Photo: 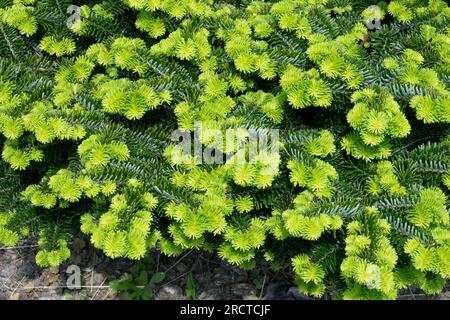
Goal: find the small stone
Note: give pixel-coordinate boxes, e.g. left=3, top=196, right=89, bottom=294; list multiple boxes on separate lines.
left=82, top=271, right=105, bottom=287
left=212, top=268, right=232, bottom=286
left=41, top=268, right=60, bottom=286
left=49, top=267, right=60, bottom=274
left=156, top=284, right=183, bottom=300
left=263, top=281, right=289, bottom=300
left=24, top=280, right=36, bottom=293
left=19, top=262, right=37, bottom=277
left=165, top=269, right=177, bottom=279
left=286, top=286, right=313, bottom=300
left=72, top=238, right=86, bottom=252
left=92, top=271, right=105, bottom=285
left=231, top=283, right=255, bottom=299
left=175, top=262, right=188, bottom=273
left=230, top=266, right=248, bottom=282
left=439, top=291, right=450, bottom=300
left=198, top=289, right=223, bottom=300
left=69, top=254, right=82, bottom=265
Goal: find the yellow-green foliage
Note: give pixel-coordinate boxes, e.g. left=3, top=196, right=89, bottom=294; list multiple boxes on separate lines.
left=0, top=0, right=449, bottom=301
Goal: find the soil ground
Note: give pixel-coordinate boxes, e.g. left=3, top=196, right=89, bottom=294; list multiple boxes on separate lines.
left=1, top=237, right=449, bottom=300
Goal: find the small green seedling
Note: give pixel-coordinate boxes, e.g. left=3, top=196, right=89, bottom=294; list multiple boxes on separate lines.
left=109, top=255, right=165, bottom=300
left=184, top=273, right=197, bottom=299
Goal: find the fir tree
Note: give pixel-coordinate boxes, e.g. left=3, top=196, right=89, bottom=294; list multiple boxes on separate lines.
left=0, top=0, right=449, bottom=300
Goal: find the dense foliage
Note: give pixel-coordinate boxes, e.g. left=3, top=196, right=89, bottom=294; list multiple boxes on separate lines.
left=0, top=0, right=449, bottom=300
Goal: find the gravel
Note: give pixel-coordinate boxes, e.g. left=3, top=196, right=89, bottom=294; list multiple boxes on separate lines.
left=1, top=239, right=449, bottom=300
